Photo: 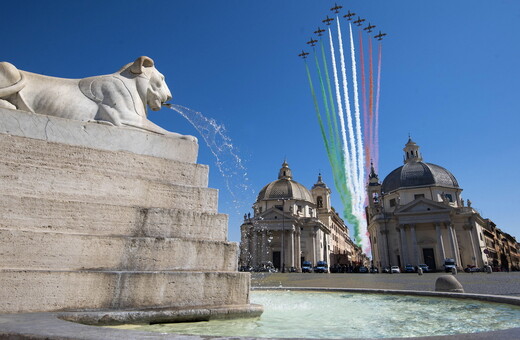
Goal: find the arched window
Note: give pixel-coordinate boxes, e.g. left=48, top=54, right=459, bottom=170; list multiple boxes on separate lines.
left=317, top=196, right=323, bottom=208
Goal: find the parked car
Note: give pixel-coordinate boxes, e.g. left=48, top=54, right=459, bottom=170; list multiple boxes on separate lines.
left=369, top=266, right=379, bottom=273
left=382, top=266, right=391, bottom=273
left=443, top=258, right=457, bottom=273
left=302, top=261, right=313, bottom=273
left=464, top=265, right=480, bottom=273
left=358, top=266, right=369, bottom=273
left=404, top=264, right=416, bottom=273
left=390, top=266, right=401, bottom=273
left=418, top=264, right=429, bottom=273
left=314, top=261, right=329, bottom=273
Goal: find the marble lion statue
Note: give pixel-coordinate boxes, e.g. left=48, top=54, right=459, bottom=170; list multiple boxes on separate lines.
left=0, top=56, right=172, bottom=134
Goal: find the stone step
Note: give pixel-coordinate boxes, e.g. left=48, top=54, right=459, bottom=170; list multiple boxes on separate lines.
left=0, top=161, right=219, bottom=213
left=0, top=229, right=238, bottom=272
left=0, top=133, right=209, bottom=188
left=0, top=107, right=199, bottom=163
left=0, top=195, right=228, bottom=241
left=0, top=270, right=251, bottom=314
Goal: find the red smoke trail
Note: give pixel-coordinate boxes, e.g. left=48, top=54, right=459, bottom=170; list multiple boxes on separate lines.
left=358, top=30, right=370, bottom=175
left=368, top=35, right=374, bottom=177
left=374, top=43, right=382, bottom=172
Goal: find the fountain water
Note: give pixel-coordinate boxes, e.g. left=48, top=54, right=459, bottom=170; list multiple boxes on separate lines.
left=109, top=290, right=520, bottom=339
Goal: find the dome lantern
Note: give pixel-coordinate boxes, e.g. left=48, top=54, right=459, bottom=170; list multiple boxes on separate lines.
left=278, top=160, right=293, bottom=180
left=403, top=136, right=423, bottom=164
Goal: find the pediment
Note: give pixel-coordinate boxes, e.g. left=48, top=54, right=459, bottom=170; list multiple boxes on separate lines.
left=395, top=198, right=451, bottom=215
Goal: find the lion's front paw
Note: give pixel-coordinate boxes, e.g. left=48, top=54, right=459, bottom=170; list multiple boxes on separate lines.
left=0, top=99, right=17, bottom=110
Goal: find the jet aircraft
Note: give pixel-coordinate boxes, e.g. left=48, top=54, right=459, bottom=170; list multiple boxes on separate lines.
left=330, top=3, right=343, bottom=13
left=298, top=50, right=309, bottom=59
left=322, top=15, right=334, bottom=25
left=343, top=10, right=356, bottom=20
left=374, top=31, right=387, bottom=40
left=364, top=23, right=376, bottom=33
left=306, top=38, right=318, bottom=47
left=354, top=17, right=365, bottom=26
left=314, top=27, right=325, bottom=36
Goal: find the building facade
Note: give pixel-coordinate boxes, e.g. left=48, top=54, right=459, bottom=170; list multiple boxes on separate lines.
left=367, top=138, right=519, bottom=271
left=239, top=161, right=363, bottom=272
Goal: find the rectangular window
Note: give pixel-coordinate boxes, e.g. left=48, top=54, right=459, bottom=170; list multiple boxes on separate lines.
left=445, top=194, right=453, bottom=202
left=414, top=194, right=424, bottom=200
left=275, top=205, right=283, bottom=211
left=390, top=199, right=396, bottom=207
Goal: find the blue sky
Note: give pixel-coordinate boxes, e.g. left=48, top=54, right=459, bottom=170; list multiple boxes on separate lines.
left=3, top=1, right=520, bottom=243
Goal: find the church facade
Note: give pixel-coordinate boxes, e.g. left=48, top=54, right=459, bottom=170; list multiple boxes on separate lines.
left=367, top=138, right=519, bottom=271
left=239, top=161, right=364, bottom=272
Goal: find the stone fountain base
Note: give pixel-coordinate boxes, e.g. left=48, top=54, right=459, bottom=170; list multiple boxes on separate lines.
left=0, top=107, right=260, bottom=322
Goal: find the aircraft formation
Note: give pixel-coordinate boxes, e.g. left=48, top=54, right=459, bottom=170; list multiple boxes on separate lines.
left=299, top=3, right=386, bottom=59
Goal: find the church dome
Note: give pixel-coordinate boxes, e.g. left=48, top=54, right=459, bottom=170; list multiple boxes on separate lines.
left=256, top=161, right=314, bottom=202
left=381, top=138, right=459, bottom=193
left=382, top=162, right=459, bottom=193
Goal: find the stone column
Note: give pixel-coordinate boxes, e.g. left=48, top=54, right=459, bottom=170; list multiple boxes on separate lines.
left=465, top=224, right=478, bottom=266
left=381, top=229, right=390, bottom=268
left=288, top=228, right=295, bottom=269
left=252, top=230, right=258, bottom=267
left=396, top=227, right=403, bottom=267
left=447, top=223, right=461, bottom=267
left=435, top=223, right=446, bottom=263
left=261, top=229, right=267, bottom=263
left=399, top=225, right=409, bottom=265
left=295, top=228, right=301, bottom=271
left=311, top=229, right=317, bottom=265
left=240, top=227, right=249, bottom=265
left=410, top=224, right=419, bottom=266
left=452, top=226, right=462, bottom=267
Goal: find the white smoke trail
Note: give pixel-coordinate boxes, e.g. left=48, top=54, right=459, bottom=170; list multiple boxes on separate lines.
left=328, top=28, right=355, bottom=196
left=348, top=22, right=369, bottom=253
left=348, top=22, right=365, bottom=208
left=336, top=19, right=359, bottom=202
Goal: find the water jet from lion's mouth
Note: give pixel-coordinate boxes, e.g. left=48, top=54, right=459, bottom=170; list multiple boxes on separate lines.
left=163, top=102, right=253, bottom=218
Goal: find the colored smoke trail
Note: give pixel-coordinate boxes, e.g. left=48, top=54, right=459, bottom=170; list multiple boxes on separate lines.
left=305, top=44, right=356, bottom=225
left=368, top=36, right=375, bottom=177
left=305, top=61, right=331, bottom=156
left=302, top=10, right=384, bottom=254
left=349, top=22, right=365, bottom=204
left=348, top=22, right=369, bottom=253
left=359, top=30, right=370, bottom=174
left=336, top=19, right=359, bottom=202
left=374, top=43, right=383, bottom=172
left=328, top=28, right=355, bottom=197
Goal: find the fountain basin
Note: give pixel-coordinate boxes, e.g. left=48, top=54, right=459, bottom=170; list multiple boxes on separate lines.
left=1, top=288, right=518, bottom=339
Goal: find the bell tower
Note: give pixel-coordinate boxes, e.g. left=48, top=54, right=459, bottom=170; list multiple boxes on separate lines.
left=367, top=162, right=382, bottom=216
left=311, top=173, right=331, bottom=211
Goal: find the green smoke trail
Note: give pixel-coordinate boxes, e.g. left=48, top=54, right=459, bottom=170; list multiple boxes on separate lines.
left=320, top=41, right=342, bottom=160
left=304, top=40, right=362, bottom=246
left=320, top=38, right=360, bottom=244
left=313, top=48, right=342, bottom=185
left=304, top=61, right=332, bottom=163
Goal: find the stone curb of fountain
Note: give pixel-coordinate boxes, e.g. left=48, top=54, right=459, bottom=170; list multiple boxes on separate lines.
left=0, top=289, right=518, bottom=340
left=253, top=287, right=520, bottom=340
left=253, top=286, right=520, bottom=306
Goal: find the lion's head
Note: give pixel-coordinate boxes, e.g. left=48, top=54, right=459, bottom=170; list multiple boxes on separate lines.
left=125, top=56, right=172, bottom=112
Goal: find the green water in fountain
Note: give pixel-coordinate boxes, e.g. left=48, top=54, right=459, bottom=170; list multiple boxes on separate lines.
left=110, top=291, right=520, bottom=338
